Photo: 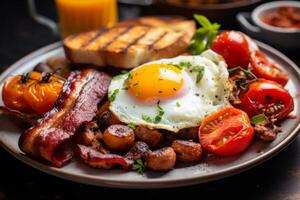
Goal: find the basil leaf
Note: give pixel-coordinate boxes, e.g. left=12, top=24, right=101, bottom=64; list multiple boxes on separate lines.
left=188, top=15, right=220, bottom=55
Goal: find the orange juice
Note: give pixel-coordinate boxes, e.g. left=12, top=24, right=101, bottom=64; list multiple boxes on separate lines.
left=55, top=0, right=117, bottom=38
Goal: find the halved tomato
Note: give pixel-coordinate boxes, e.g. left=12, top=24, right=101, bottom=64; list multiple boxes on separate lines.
left=250, top=50, right=289, bottom=86
left=199, top=107, right=254, bottom=156
left=239, top=79, right=294, bottom=121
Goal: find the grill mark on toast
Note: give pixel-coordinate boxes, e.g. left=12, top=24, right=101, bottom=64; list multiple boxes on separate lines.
left=123, top=27, right=150, bottom=53
left=81, top=28, right=109, bottom=48
left=101, top=26, right=134, bottom=51
left=148, top=31, right=168, bottom=50
left=154, top=33, right=184, bottom=50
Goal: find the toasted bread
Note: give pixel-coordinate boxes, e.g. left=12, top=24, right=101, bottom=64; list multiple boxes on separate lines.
left=64, top=16, right=196, bottom=68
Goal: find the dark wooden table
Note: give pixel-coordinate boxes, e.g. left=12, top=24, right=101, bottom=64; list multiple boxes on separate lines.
left=1, top=1, right=300, bottom=199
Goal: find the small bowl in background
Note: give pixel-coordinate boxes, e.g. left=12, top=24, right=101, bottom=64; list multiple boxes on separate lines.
left=237, top=1, right=300, bottom=50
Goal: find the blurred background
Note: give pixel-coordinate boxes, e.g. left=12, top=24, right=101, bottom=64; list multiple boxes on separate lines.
left=0, top=0, right=269, bottom=69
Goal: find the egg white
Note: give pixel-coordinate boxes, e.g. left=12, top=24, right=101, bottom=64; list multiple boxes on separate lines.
left=108, top=50, right=232, bottom=132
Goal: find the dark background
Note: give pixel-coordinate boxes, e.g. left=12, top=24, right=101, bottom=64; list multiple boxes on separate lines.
left=1, top=1, right=300, bottom=199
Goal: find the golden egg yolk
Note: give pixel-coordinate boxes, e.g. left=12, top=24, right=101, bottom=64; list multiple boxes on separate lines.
left=125, top=64, right=184, bottom=102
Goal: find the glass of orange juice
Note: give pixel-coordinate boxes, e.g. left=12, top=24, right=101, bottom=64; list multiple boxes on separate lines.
left=28, top=0, right=118, bottom=38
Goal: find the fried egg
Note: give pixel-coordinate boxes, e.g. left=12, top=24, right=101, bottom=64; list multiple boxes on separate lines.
left=108, top=50, right=232, bottom=132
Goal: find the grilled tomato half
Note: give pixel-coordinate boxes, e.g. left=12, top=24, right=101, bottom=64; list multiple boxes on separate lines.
left=239, top=80, right=293, bottom=121
left=199, top=107, right=254, bottom=156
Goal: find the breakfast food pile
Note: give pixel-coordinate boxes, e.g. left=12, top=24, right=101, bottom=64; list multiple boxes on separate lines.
left=0, top=15, right=294, bottom=173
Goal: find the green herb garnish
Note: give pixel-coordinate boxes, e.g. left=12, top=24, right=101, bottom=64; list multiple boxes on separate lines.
left=142, top=115, right=153, bottom=123
left=108, top=89, right=119, bottom=102
left=229, top=67, right=258, bottom=90
left=123, top=73, right=134, bottom=90
left=141, top=104, right=165, bottom=123
left=128, top=122, right=137, bottom=130
left=121, top=70, right=129, bottom=74
left=250, top=113, right=267, bottom=125
left=112, top=75, right=123, bottom=81
left=172, top=62, right=192, bottom=69
left=228, top=67, right=257, bottom=80
left=192, top=65, right=205, bottom=83
left=133, top=159, right=146, bottom=175
left=176, top=102, right=181, bottom=107
left=188, top=15, right=220, bottom=55
left=126, top=73, right=133, bottom=81
left=154, top=104, right=165, bottom=123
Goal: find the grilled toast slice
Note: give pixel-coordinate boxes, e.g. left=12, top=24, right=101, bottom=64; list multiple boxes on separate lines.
left=64, top=17, right=196, bottom=68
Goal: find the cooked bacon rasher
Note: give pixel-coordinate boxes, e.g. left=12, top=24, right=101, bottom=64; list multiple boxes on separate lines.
left=19, top=69, right=111, bottom=167
left=77, top=144, right=132, bottom=170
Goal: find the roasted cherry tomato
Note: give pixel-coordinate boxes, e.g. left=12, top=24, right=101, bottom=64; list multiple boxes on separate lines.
left=239, top=80, right=293, bottom=121
left=199, top=107, right=254, bottom=156
left=250, top=50, right=289, bottom=86
left=211, top=31, right=250, bottom=68
left=23, top=72, right=64, bottom=116
left=2, top=71, right=41, bottom=112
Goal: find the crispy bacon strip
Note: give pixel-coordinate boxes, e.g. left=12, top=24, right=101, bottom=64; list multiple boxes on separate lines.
left=0, top=106, right=39, bottom=124
left=77, top=144, right=132, bottom=170
left=19, top=69, right=111, bottom=167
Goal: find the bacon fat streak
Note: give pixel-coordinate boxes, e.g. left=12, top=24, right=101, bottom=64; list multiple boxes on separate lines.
left=19, top=69, right=111, bottom=167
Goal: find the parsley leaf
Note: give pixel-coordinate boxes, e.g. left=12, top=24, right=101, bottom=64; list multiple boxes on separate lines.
left=192, top=66, right=205, bottom=83
left=128, top=122, right=137, bottom=130
left=188, top=15, right=220, bottom=55
left=228, top=67, right=258, bottom=90
left=172, top=62, right=192, bottom=69
left=142, top=115, right=153, bottom=123
left=141, top=104, right=165, bottom=123
left=123, top=73, right=134, bottom=90
left=126, top=73, right=133, bottom=81
left=176, top=102, right=181, bottom=107
left=154, top=104, right=165, bottom=123
left=250, top=113, right=267, bottom=125
left=133, top=159, right=146, bottom=175
left=108, top=89, right=119, bottom=102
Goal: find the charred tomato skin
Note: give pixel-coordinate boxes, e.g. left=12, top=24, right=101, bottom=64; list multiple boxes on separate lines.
left=211, top=31, right=250, bottom=69
left=239, top=79, right=294, bottom=121
left=250, top=50, right=289, bottom=86
left=199, top=107, right=254, bottom=156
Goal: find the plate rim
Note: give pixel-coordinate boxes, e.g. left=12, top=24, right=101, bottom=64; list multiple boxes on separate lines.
left=0, top=41, right=299, bottom=189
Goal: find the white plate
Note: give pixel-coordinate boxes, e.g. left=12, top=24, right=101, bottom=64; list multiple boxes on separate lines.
left=0, top=42, right=299, bottom=188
